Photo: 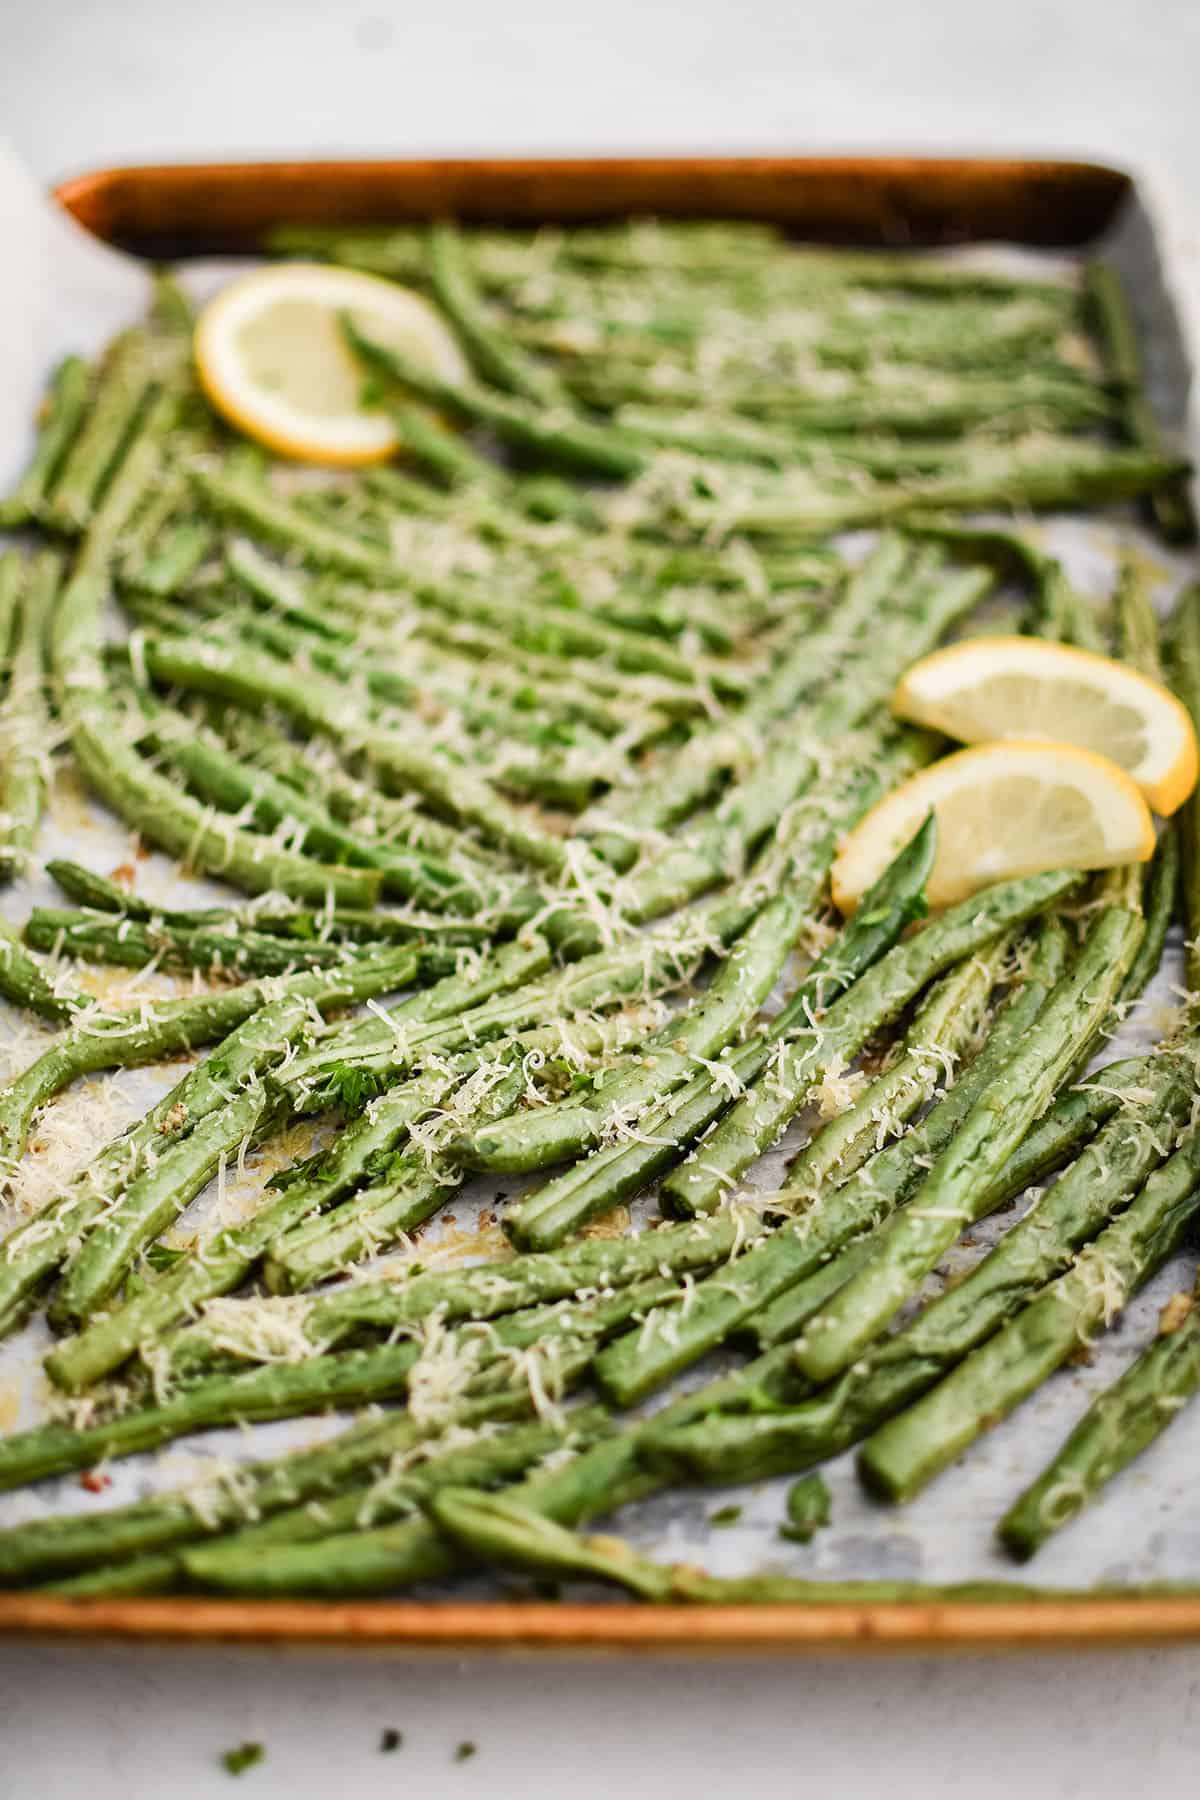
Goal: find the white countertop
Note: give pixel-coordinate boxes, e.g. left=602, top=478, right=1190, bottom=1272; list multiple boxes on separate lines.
left=1, top=1, right=1200, bottom=1792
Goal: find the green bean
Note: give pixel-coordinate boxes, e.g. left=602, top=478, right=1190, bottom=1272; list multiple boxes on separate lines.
left=43, top=334, right=157, bottom=531
left=0, top=921, right=84, bottom=1022
left=136, top=630, right=569, bottom=873
left=0, top=1345, right=423, bottom=1491
left=52, top=573, right=381, bottom=904
left=1084, top=259, right=1195, bottom=544
left=129, top=686, right=489, bottom=910
left=620, top=567, right=989, bottom=924
left=661, top=869, right=1082, bottom=1218
left=582, top=533, right=914, bottom=864
left=1167, top=583, right=1200, bottom=993
left=505, top=814, right=938, bottom=1251
left=0, top=357, right=91, bottom=527
left=0, top=553, right=21, bottom=667
left=427, top=220, right=565, bottom=405
left=1121, top=823, right=1179, bottom=1007
left=599, top=924, right=1067, bottom=1405
left=160, top=1207, right=754, bottom=1386
left=50, top=1081, right=274, bottom=1326
left=343, top=317, right=647, bottom=479
left=467, top=856, right=862, bottom=1181
left=794, top=907, right=1142, bottom=1385
left=0, top=550, right=61, bottom=877
left=857, top=1131, right=1200, bottom=1503
left=0, top=949, right=420, bottom=1328
left=75, top=389, right=183, bottom=576
left=747, top=1049, right=1144, bottom=1355
left=999, top=1273, right=1200, bottom=1559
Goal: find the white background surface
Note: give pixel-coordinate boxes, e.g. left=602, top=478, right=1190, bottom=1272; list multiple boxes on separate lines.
left=2, top=1, right=1200, bottom=1792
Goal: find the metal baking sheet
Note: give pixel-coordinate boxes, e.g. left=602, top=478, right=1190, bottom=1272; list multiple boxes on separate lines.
left=0, top=156, right=1198, bottom=1644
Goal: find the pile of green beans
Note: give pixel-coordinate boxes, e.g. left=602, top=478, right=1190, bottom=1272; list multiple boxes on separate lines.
left=0, top=223, right=1193, bottom=1607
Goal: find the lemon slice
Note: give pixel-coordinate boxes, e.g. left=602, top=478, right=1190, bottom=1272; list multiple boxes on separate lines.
left=194, top=264, right=469, bottom=465
left=892, top=635, right=1197, bottom=816
left=831, top=742, right=1155, bottom=913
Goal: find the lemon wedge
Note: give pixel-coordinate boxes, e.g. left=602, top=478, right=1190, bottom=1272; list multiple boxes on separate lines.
left=194, top=264, right=469, bottom=465
left=831, top=742, right=1156, bottom=913
left=892, top=635, right=1197, bottom=816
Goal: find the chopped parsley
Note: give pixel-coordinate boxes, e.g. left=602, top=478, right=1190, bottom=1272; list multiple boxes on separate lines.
left=221, top=1742, right=265, bottom=1777
left=780, top=1473, right=832, bottom=1544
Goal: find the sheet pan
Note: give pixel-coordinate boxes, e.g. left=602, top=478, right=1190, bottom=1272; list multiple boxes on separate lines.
left=0, top=155, right=1197, bottom=1649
